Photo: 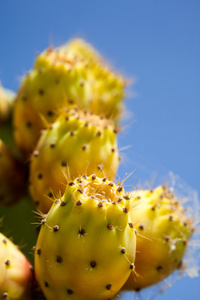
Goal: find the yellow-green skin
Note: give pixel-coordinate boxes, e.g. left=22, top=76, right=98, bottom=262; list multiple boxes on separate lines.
left=123, top=186, right=194, bottom=291
left=29, top=109, right=119, bottom=214
left=13, top=38, right=125, bottom=157
left=62, top=38, right=103, bottom=64
left=35, top=175, right=136, bottom=300
left=0, top=140, right=26, bottom=206
left=63, top=39, right=126, bottom=120
left=0, top=233, right=33, bottom=300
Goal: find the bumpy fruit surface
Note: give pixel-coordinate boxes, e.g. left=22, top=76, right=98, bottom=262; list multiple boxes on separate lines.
left=0, top=232, right=33, bottom=299
left=123, top=185, right=194, bottom=291
left=0, top=140, right=26, bottom=206
left=29, top=109, right=119, bottom=213
left=13, top=38, right=126, bottom=157
left=35, top=175, right=136, bottom=300
left=63, top=38, right=126, bottom=120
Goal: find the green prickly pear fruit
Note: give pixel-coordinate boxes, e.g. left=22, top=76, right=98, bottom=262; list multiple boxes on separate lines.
left=29, top=109, right=119, bottom=213
left=13, top=38, right=126, bottom=157
left=0, top=232, right=34, bottom=299
left=123, top=185, right=194, bottom=291
left=0, top=140, right=26, bottom=206
left=34, top=175, right=136, bottom=300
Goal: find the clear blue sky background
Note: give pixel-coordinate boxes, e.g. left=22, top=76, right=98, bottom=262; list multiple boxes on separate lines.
left=0, top=1, right=199, bottom=299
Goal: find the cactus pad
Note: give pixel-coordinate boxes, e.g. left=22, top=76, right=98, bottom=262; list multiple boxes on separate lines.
left=0, top=140, right=26, bottom=206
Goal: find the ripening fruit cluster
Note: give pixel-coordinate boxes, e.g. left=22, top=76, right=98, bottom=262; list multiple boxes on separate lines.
left=0, top=38, right=196, bottom=300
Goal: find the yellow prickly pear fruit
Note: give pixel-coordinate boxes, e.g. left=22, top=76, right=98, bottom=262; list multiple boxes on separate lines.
left=13, top=38, right=126, bottom=157
left=35, top=175, right=136, bottom=300
left=63, top=38, right=103, bottom=63
left=123, top=185, right=194, bottom=291
left=0, top=232, right=34, bottom=299
left=29, top=109, right=119, bottom=213
left=64, top=38, right=126, bottom=119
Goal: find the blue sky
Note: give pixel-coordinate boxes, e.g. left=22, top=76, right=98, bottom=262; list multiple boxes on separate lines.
left=0, top=1, right=200, bottom=299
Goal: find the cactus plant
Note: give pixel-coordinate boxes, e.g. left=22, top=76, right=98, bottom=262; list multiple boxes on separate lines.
left=0, top=35, right=198, bottom=300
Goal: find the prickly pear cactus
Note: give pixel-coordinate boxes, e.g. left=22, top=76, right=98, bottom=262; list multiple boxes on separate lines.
left=13, top=38, right=126, bottom=157
left=123, top=185, right=194, bottom=291
left=29, top=109, right=119, bottom=213
left=35, top=175, right=136, bottom=300
left=0, top=140, right=26, bottom=206
left=0, top=232, right=34, bottom=300
left=1, top=36, right=198, bottom=300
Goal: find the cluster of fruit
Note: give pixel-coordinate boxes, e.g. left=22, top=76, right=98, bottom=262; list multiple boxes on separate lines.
left=0, top=38, right=196, bottom=299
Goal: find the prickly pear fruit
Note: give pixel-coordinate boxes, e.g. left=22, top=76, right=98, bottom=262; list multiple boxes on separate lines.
left=0, top=232, right=34, bottom=299
left=13, top=38, right=126, bottom=157
left=0, top=140, right=26, bottom=206
left=35, top=175, right=136, bottom=300
left=63, top=38, right=127, bottom=119
left=29, top=109, right=119, bottom=213
left=123, top=185, right=194, bottom=291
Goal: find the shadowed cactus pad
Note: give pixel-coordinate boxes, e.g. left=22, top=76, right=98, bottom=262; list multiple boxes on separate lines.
left=0, top=84, right=16, bottom=149
left=35, top=175, right=136, bottom=300
left=0, top=140, right=26, bottom=206
left=0, top=84, right=15, bottom=125
left=0, top=233, right=33, bottom=300
left=0, top=84, right=10, bottom=124
left=123, top=185, right=194, bottom=291
left=13, top=38, right=126, bottom=157
left=29, top=109, right=119, bottom=213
